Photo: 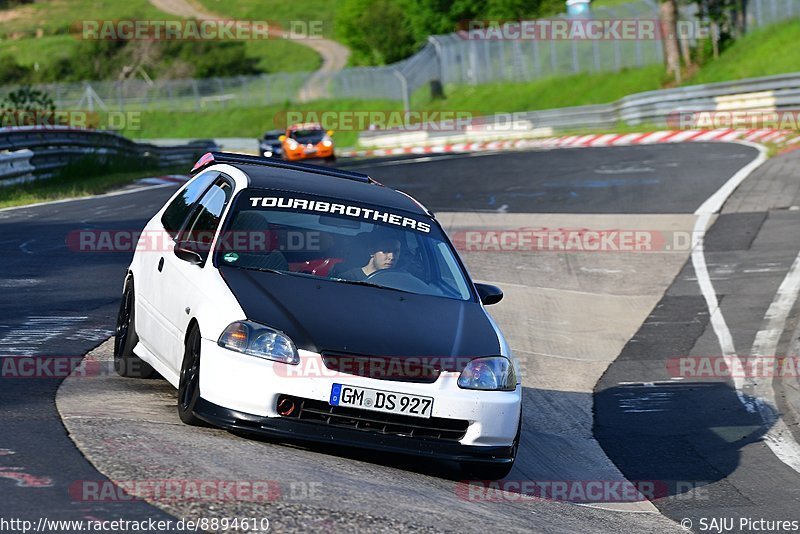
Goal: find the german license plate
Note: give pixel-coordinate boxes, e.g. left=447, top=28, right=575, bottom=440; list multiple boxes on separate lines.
left=329, top=384, right=433, bottom=418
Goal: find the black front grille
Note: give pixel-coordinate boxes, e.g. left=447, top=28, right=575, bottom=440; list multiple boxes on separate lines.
left=277, top=395, right=468, bottom=441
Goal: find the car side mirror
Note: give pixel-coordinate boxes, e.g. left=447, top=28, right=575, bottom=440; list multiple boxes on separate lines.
left=327, top=130, right=334, bottom=136
left=475, top=283, right=503, bottom=305
left=279, top=135, right=287, bottom=141
left=174, top=243, right=203, bottom=265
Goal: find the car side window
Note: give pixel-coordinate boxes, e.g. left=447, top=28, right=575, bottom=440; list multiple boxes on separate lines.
left=178, top=178, right=233, bottom=261
left=161, top=172, right=218, bottom=238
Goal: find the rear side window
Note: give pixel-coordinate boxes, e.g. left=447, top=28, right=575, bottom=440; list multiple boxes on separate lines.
left=179, top=179, right=233, bottom=261
left=161, top=171, right=217, bottom=238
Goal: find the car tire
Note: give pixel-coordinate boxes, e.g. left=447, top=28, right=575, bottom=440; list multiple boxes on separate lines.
left=460, top=419, right=521, bottom=480
left=325, top=155, right=337, bottom=163
left=113, top=277, right=155, bottom=379
left=178, top=325, right=207, bottom=426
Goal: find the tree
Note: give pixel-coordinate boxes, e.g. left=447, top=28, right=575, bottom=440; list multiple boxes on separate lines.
left=660, top=0, right=682, bottom=82
left=336, top=0, right=416, bottom=65
left=0, top=86, right=57, bottom=127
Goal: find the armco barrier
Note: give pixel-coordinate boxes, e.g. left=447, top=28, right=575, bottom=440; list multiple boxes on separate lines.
left=358, top=72, right=800, bottom=147
left=0, top=127, right=217, bottom=185
left=0, top=149, right=35, bottom=186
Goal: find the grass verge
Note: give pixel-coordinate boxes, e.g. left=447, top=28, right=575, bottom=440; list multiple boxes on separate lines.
left=415, top=66, right=666, bottom=113
left=0, top=0, right=321, bottom=74
left=124, top=98, right=403, bottom=147
left=0, top=164, right=186, bottom=209
left=684, top=19, right=800, bottom=84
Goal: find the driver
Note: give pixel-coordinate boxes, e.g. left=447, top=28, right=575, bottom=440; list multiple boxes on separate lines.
left=339, top=235, right=401, bottom=281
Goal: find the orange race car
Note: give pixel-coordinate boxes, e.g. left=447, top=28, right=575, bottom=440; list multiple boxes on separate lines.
left=280, top=123, right=336, bottom=162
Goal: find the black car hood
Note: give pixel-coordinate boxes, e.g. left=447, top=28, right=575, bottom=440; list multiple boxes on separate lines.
left=219, top=267, right=501, bottom=372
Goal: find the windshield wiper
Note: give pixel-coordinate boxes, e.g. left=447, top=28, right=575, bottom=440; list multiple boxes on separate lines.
left=329, top=277, right=411, bottom=294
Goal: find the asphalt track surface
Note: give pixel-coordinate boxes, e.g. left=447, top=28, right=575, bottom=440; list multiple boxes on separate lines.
left=2, top=142, right=798, bottom=532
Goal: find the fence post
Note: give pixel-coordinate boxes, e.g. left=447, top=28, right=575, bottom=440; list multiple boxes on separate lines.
left=192, top=79, right=200, bottom=111
left=498, top=40, right=507, bottom=80
left=116, top=82, right=124, bottom=112
left=483, top=39, right=491, bottom=84
left=427, top=36, right=446, bottom=86
left=635, top=38, right=643, bottom=66
left=572, top=40, right=579, bottom=73
left=513, top=40, right=526, bottom=81
left=468, top=39, right=478, bottom=85
left=593, top=39, right=601, bottom=72
left=392, top=68, right=410, bottom=116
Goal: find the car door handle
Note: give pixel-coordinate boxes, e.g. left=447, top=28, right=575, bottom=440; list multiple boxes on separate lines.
left=157, top=257, right=164, bottom=272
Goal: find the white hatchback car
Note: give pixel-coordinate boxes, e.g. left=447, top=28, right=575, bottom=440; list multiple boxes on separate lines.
left=114, top=152, right=521, bottom=479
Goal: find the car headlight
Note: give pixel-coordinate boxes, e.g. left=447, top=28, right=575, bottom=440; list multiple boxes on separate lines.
left=218, top=321, right=299, bottom=365
left=457, top=356, right=517, bottom=391
left=321, top=136, right=333, bottom=147
left=286, top=139, right=299, bottom=150
left=263, top=150, right=273, bottom=158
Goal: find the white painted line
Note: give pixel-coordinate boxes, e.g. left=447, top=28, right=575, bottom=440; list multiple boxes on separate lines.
left=691, top=140, right=800, bottom=475
left=748, top=250, right=800, bottom=471
left=695, top=140, right=767, bottom=215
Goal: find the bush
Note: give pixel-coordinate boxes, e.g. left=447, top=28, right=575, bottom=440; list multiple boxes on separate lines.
left=337, top=0, right=568, bottom=66
left=0, top=54, right=31, bottom=84
left=336, top=0, right=416, bottom=65
left=162, top=40, right=262, bottom=78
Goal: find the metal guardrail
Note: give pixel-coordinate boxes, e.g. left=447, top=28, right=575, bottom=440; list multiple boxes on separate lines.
left=358, top=71, right=800, bottom=147
left=0, top=149, right=35, bottom=186
left=0, top=127, right=216, bottom=185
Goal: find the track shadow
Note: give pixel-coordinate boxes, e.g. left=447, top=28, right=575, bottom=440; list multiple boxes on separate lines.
left=595, top=381, right=771, bottom=504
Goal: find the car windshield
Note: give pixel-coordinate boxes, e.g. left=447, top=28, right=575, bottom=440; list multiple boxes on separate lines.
left=291, top=129, right=325, bottom=144
left=215, top=190, right=474, bottom=301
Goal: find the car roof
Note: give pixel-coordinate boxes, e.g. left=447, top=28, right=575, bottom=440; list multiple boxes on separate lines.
left=240, top=164, right=429, bottom=216
left=196, top=153, right=430, bottom=217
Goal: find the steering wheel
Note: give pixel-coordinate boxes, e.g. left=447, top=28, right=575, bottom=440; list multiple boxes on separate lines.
left=364, top=269, right=431, bottom=293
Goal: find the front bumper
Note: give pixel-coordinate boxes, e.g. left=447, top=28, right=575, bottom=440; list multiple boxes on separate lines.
left=193, top=397, right=516, bottom=463
left=283, top=145, right=334, bottom=161
left=199, top=339, right=521, bottom=453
